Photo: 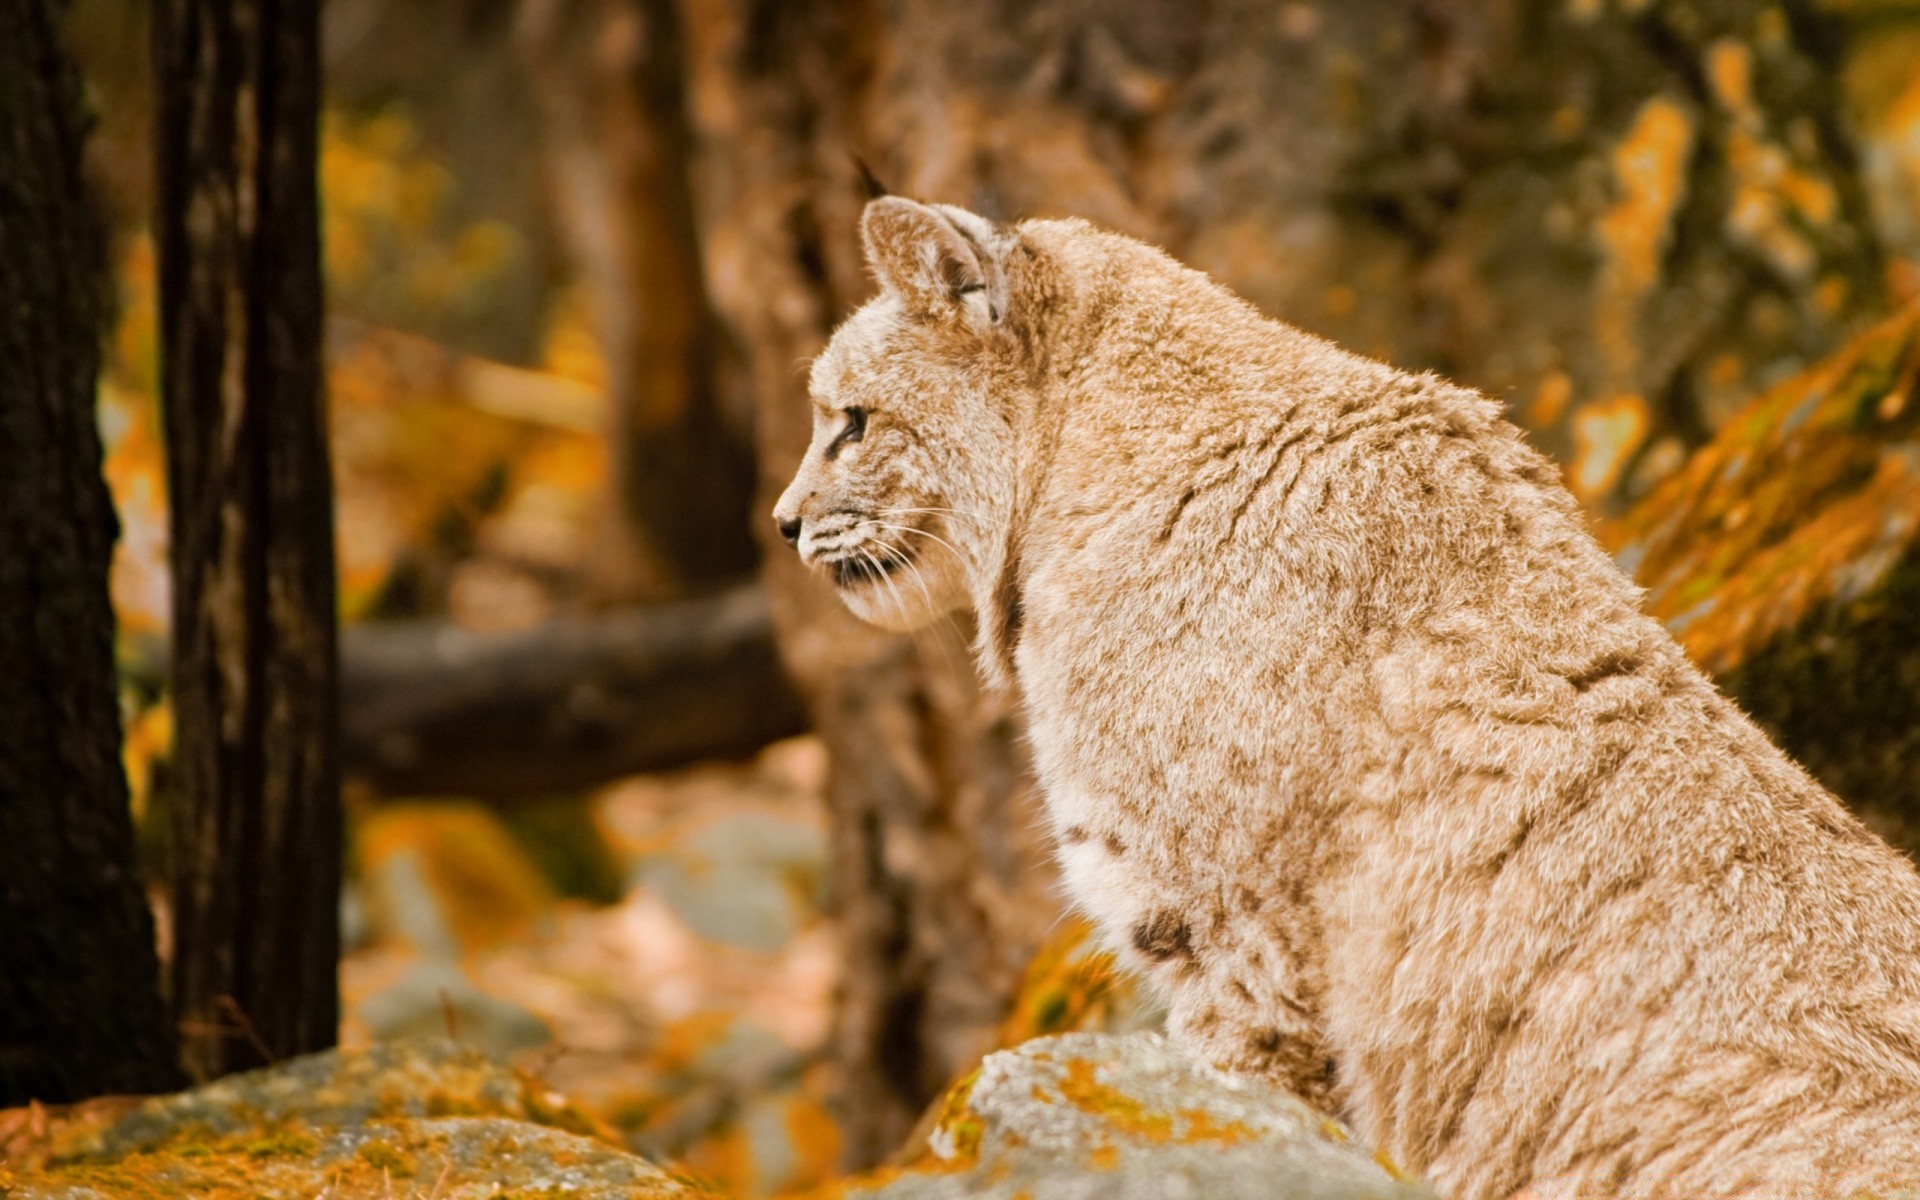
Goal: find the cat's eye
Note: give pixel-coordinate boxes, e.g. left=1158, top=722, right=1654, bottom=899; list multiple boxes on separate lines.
left=828, top=406, right=867, bottom=457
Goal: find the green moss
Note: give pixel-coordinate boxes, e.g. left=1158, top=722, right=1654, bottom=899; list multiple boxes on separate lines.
left=239, top=1129, right=320, bottom=1159
left=356, top=1139, right=414, bottom=1176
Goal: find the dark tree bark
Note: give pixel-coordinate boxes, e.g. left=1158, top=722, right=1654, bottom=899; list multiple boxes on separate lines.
left=674, top=0, right=1885, bottom=1168
left=154, top=0, right=342, bottom=1080
left=0, top=0, right=181, bottom=1105
left=518, top=0, right=760, bottom=600
left=677, top=2, right=1060, bottom=1165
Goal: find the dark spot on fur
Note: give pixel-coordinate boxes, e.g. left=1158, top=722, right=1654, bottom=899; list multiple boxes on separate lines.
left=1193, top=1007, right=1221, bottom=1032
left=1250, top=1028, right=1287, bottom=1055
left=998, top=572, right=1024, bottom=647
left=1102, top=832, right=1127, bottom=856
left=1062, top=825, right=1089, bottom=845
left=1567, top=649, right=1643, bottom=692
left=1235, top=884, right=1262, bottom=913
left=1132, top=911, right=1195, bottom=963
left=1159, top=487, right=1198, bottom=541
left=1229, top=978, right=1255, bottom=1003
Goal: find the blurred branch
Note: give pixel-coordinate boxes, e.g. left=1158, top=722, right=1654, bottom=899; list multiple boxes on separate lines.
left=336, top=584, right=806, bottom=799
left=327, top=317, right=607, bottom=431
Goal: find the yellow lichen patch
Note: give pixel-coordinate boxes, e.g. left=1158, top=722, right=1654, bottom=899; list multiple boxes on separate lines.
left=1175, top=1106, right=1256, bottom=1146
left=993, top=917, right=1134, bottom=1048
left=1053, top=1059, right=1174, bottom=1144
left=1604, top=305, right=1920, bottom=676
left=1594, top=96, right=1695, bottom=380
left=1707, top=40, right=1755, bottom=116
left=928, top=1068, right=987, bottom=1166
left=1528, top=371, right=1574, bottom=430
left=1049, top=1056, right=1261, bottom=1150
left=1570, top=393, right=1652, bottom=502
left=1086, top=1141, right=1120, bottom=1170
left=1723, top=126, right=1835, bottom=281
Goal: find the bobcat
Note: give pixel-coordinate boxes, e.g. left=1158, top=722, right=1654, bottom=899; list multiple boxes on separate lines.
left=773, top=196, right=1920, bottom=1200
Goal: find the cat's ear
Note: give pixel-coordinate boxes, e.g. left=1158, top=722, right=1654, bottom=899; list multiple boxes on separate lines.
left=861, top=197, right=1000, bottom=326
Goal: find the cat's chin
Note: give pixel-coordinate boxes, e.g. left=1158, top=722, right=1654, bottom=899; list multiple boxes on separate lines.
left=829, top=555, right=966, bottom=633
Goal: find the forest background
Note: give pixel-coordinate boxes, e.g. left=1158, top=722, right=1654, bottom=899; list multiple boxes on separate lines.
left=8, top=0, right=1920, bottom=1195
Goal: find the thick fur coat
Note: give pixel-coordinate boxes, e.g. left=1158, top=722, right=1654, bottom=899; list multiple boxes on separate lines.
left=773, top=197, right=1920, bottom=1200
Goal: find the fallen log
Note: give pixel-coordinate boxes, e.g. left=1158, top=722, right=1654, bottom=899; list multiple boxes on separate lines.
left=338, top=584, right=807, bottom=799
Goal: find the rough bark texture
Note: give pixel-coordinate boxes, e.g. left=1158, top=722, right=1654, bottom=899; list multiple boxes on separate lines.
left=0, top=0, right=182, bottom=1105
left=671, top=0, right=1883, bottom=1166
left=1606, top=304, right=1920, bottom=848
left=338, top=586, right=806, bottom=798
left=677, top=2, right=1059, bottom=1165
left=518, top=0, right=760, bottom=599
left=154, top=0, right=342, bottom=1080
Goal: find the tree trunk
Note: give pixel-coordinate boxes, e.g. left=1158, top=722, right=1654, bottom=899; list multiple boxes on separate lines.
left=677, top=1, right=1061, bottom=1166
left=674, top=0, right=1883, bottom=1167
left=154, top=0, right=342, bottom=1081
left=517, top=0, right=760, bottom=600
left=0, top=0, right=181, bottom=1105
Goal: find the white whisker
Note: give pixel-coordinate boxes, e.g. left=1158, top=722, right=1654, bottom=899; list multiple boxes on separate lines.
left=862, top=545, right=913, bottom=625
left=871, top=521, right=966, bottom=566
left=878, top=505, right=1008, bottom=532
left=874, top=540, right=935, bottom=612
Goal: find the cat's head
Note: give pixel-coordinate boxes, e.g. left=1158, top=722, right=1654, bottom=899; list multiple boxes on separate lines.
left=773, top=197, right=1044, bottom=641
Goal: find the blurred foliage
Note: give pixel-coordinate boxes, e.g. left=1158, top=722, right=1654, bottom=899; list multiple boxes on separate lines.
left=46, top=3, right=1920, bottom=1195
left=321, top=110, right=523, bottom=331
left=97, top=102, right=613, bottom=852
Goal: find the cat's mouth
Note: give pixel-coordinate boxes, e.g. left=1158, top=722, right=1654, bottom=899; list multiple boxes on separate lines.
left=828, top=547, right=915, bottom=588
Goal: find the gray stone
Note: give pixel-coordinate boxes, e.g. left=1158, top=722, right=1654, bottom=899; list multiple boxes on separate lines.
left=9, top=1039, right=701, bottom=1198
left=851, top=1033, right=1434, bottom=1200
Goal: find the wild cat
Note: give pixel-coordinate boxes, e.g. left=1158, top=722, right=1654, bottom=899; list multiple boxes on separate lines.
left=772, top=195, right=1920, bottom=1200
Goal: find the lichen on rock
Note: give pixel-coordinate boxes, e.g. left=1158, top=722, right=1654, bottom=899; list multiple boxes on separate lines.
left=1604, top=304, right=1920, bottom=843
left=830, top=1033, right=1433, bottom=1200
left=0, top=1038, right=706, bottom=1199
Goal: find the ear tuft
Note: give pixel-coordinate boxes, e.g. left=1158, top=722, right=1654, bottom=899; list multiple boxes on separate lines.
left=852, top=155, right=889, bottom=200
left=861, top=197, right=990, bottom=317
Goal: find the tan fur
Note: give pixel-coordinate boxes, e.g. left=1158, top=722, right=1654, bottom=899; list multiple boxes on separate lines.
left=774, top=197, right=1920, bottom=1200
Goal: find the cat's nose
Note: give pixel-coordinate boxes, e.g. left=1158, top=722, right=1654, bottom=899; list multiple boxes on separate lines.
left=777, top=515, right=802, bottom=545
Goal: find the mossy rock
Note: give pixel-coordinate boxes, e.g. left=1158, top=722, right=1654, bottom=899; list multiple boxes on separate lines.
left=0, top=1039, right=705, bottom=1199
left=1604, top=305, right=1920, bottom=844
left=807, top=1033, right=1431, bottom=1200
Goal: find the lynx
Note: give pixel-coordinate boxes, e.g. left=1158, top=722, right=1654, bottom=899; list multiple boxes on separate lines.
left=772, top=196, right=1920, bottom=1200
